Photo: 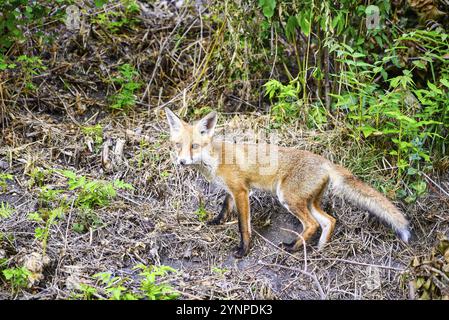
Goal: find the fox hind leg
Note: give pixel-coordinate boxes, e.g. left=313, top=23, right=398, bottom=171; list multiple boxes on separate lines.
left=277, top=186, right=319, bottom=252
left=208, top=193, right=234, bottom=225
left=310, top=202, right=336, bottom=249
left=309, top=180, right=336, bottom=249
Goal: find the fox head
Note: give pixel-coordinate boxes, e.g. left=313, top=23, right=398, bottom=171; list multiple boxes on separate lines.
left=165, top=108, right=217, bottom=166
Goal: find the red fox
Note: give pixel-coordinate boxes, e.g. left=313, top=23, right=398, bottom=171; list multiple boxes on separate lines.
left=165, top=108, right=411, bottom=258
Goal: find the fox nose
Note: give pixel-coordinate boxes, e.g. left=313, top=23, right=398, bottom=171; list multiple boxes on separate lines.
left=179, top=159, right=186, bottom=165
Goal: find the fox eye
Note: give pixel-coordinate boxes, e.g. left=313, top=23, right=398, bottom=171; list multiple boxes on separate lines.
left=192, top=143, right=200, bottom=150
left=175, top=143, right=182, bottom=149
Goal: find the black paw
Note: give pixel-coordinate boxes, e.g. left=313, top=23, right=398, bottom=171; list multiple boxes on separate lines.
left=280, top=241, right=297, bottom=253
left=207, top=217, right=223, bottom=225
left=233, top=246, right=249, bottom=259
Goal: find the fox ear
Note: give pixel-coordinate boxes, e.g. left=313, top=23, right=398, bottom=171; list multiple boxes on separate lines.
left=197, top=111, right=217, bottom=137
left=165, top=108, right=183, bottom=135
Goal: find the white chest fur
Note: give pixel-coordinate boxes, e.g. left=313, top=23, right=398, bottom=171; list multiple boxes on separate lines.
left=195, top=160, right=230, bottom=193
left=196, top=163, right=217, bottom=182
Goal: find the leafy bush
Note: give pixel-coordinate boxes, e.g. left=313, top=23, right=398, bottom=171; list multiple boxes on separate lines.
left=70, top=264, right=179, bottom=300
left=91, top=0, right=141, bottom=33
left=91, top=272, right=138, bottom=300
left=134, top=264, right=179, bottom=300
left=258, top=1, right=449, bottom=200
left=0, top=0, right=49, bottom=51
left=2, top=267, right=31, bottom=292
left=61, top=170, right=134, bottom=209
left=109, top=63, right=142, bottom=111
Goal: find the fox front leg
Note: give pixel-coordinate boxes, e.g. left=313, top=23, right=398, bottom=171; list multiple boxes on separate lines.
left=233, top=189, right=251, bottom=258
left=207, top=194, right=234, bottom=225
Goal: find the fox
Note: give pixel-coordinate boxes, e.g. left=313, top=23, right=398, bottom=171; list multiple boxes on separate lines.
left=165, top=108, right=411, bottom=258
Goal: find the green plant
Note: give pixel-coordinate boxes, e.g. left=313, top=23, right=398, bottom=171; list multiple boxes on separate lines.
left=71, top=263, right=178, bottom=300
left=0, top=173, right=13, bottom=191
left=92, top=272, right=138, bottom=300
left=28, top=168, right=52, bottom=188
left=109, top=63, right=141, bottom=111
left=134, top=264, right=179, bottom=300
left=38, top=186, right=65, bottom=208
left=0, top=55, right=16, bottom=70
left=16, top=54, right=47, bottom=91
left=2, top=266, right=31, bottom=292
left=71, top=283, right=98, bottom=300
left=0, top=1, right=49, bottom=51
left=28, top=207, right=65, bottom=255
left=72, top=207, right=104, bottom=233
left=137, top=139, right=149, bottom=169
left=81, top=124, right=104, bottom=151
left=258, top=0, right=277, bottom=19
left=0, top=202, right=14, bottom=219
left=263, top=79, right=301, bottom=126
left=260, top=4, right=449, bottom=201
left=331, top=28, right=448, bottom=198
left=61, top=170, right=134, bottom=209
left=193, top=106, right=214, bottom=118
left=211, top=266, right=228, bottom=276
left=91, top=0, right=141, bottom=34
left=194, top=203, right=209, bottom=222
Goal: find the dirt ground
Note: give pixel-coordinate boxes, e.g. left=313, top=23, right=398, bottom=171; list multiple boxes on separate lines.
left=1, top=111, right=448, bottom=300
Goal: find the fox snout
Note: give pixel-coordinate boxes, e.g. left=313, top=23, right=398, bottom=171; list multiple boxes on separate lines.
left=175, top=148, right=195, bottom=165
left=177, top=157, right=193, bottom=166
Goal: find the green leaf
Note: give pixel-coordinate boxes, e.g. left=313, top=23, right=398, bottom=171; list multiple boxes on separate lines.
left=411, top=180, right=427, bottom=196
left=298, top=12, right=311, bottom=36
left=113, top=180, right=134, bottom=190
left=285, top=16, right=298, bottom=41
left=94, top=0, right=108, bottom=7
left=427, top=81, right=442, bottom=95
left=258, top=0, right=276, bottom=19
left=412, top=60, right=427, bottom=70
left=93, top=272, right=112, bottom=285
left=35, top=227, right=45, bottom=240
left=27, top=212, right=43, bottom=222
left=440, top=78, right=449, bottom=88
left=360, top=125, right=378, bottom=138
left=61, top=170, right=77, bottom=180
left=312, top=67, right=323, bottom=80
left=389, top=150, right=398, bottom=156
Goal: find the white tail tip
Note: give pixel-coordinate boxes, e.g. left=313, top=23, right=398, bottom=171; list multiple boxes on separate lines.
left=398, top=228, right=411, bottom=243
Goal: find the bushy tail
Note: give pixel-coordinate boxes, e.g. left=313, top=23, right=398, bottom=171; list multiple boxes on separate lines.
left=326, top=164, right=410, bottom=242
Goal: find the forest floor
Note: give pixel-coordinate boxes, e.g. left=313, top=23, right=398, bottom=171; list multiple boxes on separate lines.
left=0, top=109, right=448, bottom=299
left=0, top=1, right=448, bottom=300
